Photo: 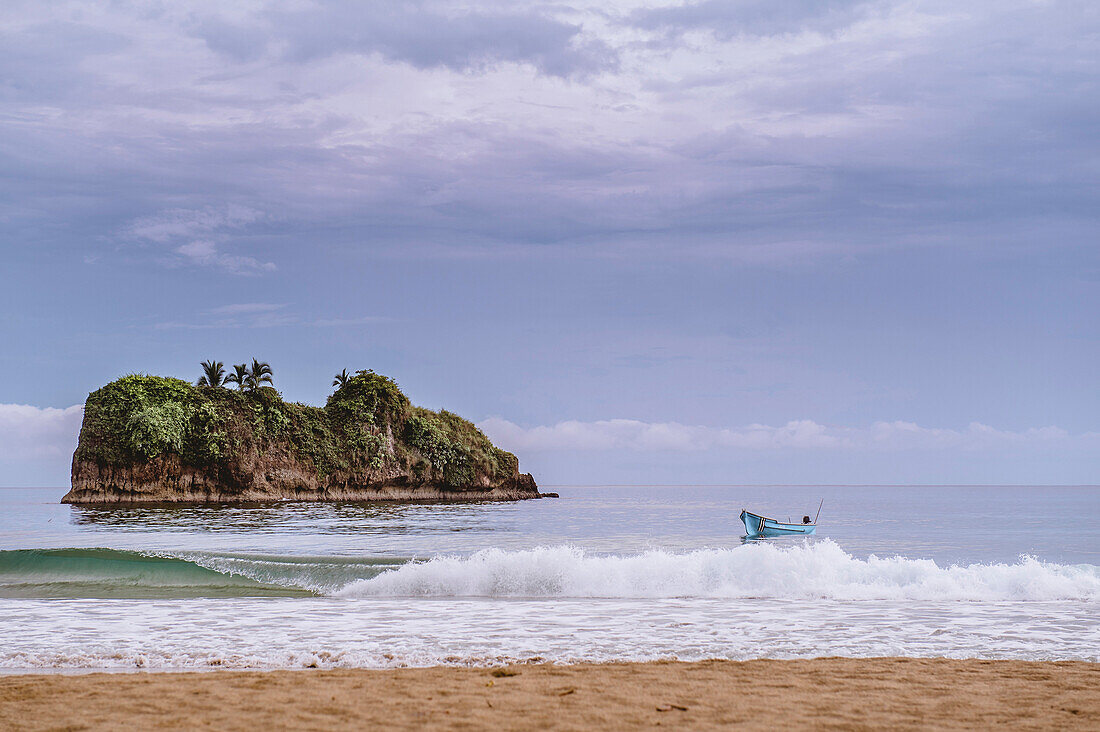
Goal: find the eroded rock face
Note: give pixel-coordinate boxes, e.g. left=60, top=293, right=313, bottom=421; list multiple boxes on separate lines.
left=62, top=373, right=544, bottom=504
left=65, top=456, right=541, bottom=503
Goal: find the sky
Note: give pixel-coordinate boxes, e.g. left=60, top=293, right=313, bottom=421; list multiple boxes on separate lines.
left=1, top=0, right=1097, bottom=487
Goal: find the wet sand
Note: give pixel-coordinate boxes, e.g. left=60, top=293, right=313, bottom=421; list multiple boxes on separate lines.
left=2, top=658, right=1097, bottom=730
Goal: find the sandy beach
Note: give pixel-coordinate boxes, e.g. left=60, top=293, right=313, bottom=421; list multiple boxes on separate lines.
left=2, top=658, right=1097, bottom=730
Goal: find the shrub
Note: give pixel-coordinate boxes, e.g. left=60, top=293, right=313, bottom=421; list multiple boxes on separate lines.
left=125, top=403, right=188, bottom=458
left=75, top=370, right=521, bottom=486
left=402, top=407, right=517, bottom=487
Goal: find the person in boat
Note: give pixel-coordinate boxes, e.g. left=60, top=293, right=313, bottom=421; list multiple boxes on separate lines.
left=802, top=515, right=811, bottom=524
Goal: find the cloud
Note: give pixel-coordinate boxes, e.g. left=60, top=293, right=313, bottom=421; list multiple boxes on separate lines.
left=867, top=421, right=1077, bottom=450
left=173, top=240, right=276, bottom=274
left=262, top=1, right=616, bottom=77
left=2, top=0, right=1097, bottom=268
left=630, top=0, right=869, bottom=37
left=154, top=304, right=386, bottom=330
left=479, top=417, right=1099, bottom=453
left=122, top=205, right=276, bottom=274
left=479, top=417, right=844, bottom=451
left=0, top=1, right=1094, bottom=487
left=0, top=404, right=84, bottom=461
left=312, top=316, right=391, bottom=327
left=126, top=205, right=263, bottom=244
left=207, top=303, right=286, bottom=316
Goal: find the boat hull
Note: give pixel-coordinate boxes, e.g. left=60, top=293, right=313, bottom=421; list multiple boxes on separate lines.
left=740, top=510, right=817, bottom=538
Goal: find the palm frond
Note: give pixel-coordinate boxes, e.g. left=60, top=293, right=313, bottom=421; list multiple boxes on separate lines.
left=246, top=359, right=273, bottom=391
left=225, top=364, right=249, bottom=390
left=199, top=359, right=226, bottom=387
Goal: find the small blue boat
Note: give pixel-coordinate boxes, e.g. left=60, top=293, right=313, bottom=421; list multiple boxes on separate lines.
left=740, top=507, right=819, bottom=538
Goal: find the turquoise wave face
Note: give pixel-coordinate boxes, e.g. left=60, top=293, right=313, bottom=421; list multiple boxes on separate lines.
left=7, top=543, right=1100, bottom=602
left=0, top=549, right=404, bottom=599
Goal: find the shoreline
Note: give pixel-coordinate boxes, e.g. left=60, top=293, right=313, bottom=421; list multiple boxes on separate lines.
left=61, top=485, right=554, bottom=504
left=3, top=658, right=1097, bottom=730
left=58, top=490, right=559, bottom=506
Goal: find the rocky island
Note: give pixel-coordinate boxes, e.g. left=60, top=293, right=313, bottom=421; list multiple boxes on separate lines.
left=62, top=367, right=546, bottom=504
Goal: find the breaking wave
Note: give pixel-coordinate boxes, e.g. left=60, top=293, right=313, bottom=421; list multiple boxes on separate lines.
left=338, top=541, right=1100, bottom=602
left=3, top=542, right=1099, bottom=601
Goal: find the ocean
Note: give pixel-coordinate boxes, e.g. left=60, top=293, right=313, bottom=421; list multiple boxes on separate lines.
left=1, top=485, right=1098, bottom=672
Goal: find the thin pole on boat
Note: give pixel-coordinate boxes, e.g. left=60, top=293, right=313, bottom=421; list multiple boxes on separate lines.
left=814, top=498, right=824, bottom=524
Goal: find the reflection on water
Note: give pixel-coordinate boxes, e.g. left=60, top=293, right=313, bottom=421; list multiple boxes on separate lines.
left=70, top=500, right=506, bottom=536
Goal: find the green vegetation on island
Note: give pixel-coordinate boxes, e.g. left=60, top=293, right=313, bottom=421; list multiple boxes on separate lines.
left=71, top=363, right=523, bottom=495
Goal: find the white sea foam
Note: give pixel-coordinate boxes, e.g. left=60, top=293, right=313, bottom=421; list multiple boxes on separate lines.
left=2, top=595, right=1097, bottom=670
left=338, top=540, right=1100, bottom=602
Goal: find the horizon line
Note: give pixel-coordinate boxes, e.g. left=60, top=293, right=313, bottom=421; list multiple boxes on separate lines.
left=6, top=484, right=1099, bottom=490
left=539, top=483, right=1100, bottom=488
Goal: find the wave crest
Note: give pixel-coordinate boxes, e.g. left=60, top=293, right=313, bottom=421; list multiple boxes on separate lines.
left=338, top=541, right=1100, bottom=602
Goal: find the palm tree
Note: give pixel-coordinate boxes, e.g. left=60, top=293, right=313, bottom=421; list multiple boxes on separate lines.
left=333, top=369, right=351, bottom=389
left=246, top=359, right=274, bottom=391
left=225, top=364, right=249, bottom=391
left=196, top=359, right=225, bottom=387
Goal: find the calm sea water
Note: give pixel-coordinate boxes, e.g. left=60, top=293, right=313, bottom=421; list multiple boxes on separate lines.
left=1, top=485, right=1098, bottom=671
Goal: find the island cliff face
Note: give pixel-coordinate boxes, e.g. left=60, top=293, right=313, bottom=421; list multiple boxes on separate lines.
left=63, top=372, right=544, bottom=504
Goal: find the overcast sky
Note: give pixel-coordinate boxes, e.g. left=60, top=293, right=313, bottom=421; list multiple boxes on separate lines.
left=1, top=0, right=1097, bottom=486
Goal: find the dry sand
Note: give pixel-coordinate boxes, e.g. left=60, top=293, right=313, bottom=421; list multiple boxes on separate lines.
left=1, top=658, right=1097, bottom=731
